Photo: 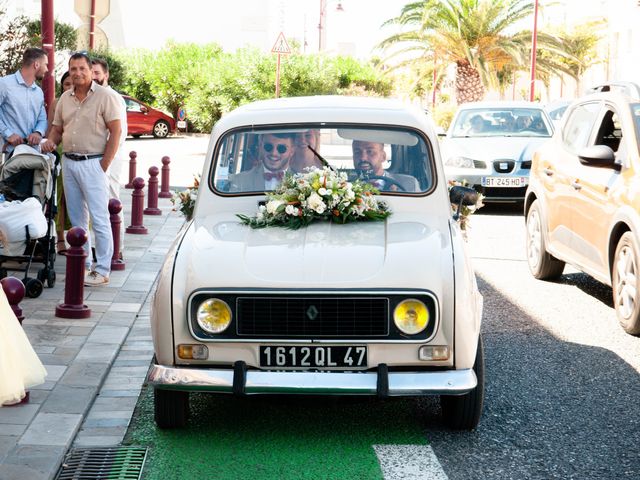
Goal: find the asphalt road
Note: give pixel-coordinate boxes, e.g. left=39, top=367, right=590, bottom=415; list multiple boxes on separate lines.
left=430, top=204, right=640, bottom=479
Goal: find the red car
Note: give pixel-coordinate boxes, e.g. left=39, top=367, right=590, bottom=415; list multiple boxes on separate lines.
left=123, top=95, right=176, bottom=138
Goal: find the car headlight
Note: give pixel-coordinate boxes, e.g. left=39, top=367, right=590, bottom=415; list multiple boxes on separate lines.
left=393, top=299, right=429, bottom=335
left=445, top=156, right=475, bottom=168
left=196, top=298, right=232, bottom=333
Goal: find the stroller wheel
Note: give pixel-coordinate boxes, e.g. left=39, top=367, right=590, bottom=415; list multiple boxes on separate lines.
left=24, top=277, right=44, bottom=298
left=47, top=270, right=56, bottom=288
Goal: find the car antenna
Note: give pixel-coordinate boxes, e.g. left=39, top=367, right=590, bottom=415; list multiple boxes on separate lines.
left=307, top=145, right=335, bottom=171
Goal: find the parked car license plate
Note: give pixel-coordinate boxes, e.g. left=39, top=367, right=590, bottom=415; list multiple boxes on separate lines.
left=260, top=345, right=367, bottom=369
left=482, top=177, right=527, bottom=187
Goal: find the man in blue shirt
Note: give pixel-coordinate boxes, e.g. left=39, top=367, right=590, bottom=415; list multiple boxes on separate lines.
left=0, top=48, right=49, bottom=156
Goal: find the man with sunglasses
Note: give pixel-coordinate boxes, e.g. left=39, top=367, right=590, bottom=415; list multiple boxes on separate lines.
left=229, top=133, right=295, bottom=192
left=0, top=48, right=49, bottom=159
left=41, top=52, right=122, bottom=287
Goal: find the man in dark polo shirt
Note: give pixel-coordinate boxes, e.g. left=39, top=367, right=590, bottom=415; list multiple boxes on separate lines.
left=41, top=52, right=121, bottom=286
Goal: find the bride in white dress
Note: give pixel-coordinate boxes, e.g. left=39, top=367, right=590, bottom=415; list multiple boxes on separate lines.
left=0, top=287, right=47, bottom=405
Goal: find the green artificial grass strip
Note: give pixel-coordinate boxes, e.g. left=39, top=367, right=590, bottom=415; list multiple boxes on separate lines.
left=125, top=384, right=429, bottom=480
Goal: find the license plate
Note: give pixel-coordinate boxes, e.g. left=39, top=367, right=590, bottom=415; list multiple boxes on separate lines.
left=481, top=177, right=527, bottom=187
left=259, top=345, right=367, bottom=369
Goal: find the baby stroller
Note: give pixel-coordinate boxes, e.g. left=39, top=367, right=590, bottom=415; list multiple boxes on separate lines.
left=0, top=144, right=60, bottom=298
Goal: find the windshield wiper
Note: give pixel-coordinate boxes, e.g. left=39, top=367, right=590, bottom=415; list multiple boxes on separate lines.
left=307, top=145, right=335, bottom=171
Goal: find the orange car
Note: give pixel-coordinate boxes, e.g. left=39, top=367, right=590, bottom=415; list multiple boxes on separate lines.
left=524, top=82, right=640, bottom=335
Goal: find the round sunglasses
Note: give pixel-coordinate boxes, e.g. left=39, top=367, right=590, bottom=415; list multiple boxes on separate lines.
left=263, top=143, right=289, bottom=154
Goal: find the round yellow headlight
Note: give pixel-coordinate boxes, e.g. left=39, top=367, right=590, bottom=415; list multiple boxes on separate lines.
left=393, top=299, right=429, bottom=335
left=196, top=298, right=232, bottom=334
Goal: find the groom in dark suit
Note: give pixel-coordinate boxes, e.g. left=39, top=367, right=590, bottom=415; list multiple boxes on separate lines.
left=352, top=140, right=419, bottom=192
left=229, top=133, right=295, bottom=192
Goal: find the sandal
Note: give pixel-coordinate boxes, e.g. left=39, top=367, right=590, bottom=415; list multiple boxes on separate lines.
left=57, top=240, right=67, bottom=255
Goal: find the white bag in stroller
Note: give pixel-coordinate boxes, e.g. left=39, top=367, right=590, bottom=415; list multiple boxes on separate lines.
left=0, top=198, right=48, bottom=255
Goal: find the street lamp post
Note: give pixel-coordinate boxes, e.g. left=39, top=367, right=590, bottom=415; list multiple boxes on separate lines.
left=529, top=0, right=539, bottom=102
left=318, top=0, right=343, bottom=52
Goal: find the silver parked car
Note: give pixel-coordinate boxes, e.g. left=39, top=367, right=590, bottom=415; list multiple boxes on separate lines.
left=442, top=101, right=554, bottom=203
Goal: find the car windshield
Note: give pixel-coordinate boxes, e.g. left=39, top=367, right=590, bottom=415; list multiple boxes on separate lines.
left=212, top=125, right=434, bottom=194
left=451, top=108, right=552, bottom=138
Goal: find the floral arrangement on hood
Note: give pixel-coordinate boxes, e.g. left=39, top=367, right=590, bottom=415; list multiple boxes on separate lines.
left=237, top=167, right=391, bottom=229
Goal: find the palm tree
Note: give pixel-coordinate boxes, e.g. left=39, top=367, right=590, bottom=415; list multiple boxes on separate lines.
left=379, top=0, right=536, bottom=104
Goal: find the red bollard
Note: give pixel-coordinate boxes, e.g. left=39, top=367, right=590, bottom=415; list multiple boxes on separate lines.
left=144, top=166, right=162, bottom=216
left=55, top=227, right=91, bottom=319
left=109, top=199, right=126, bottom=271
left=126, top=177, right=148, bottom=234
left=1, top=276, right=25, bottom=323
left=159, top=156, right=172, bottom=198
left=1, top=276, right=30, bottom=404
left=125, top=151, right=137, bottom=189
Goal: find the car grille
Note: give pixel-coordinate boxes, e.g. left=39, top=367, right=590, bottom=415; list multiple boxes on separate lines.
left=474, top=185, right=527, bottom=199
left=473, top=160, right=487, bottom=168
left=493, top=159, right=515, bottom=173
left=236, top=296, right=389, bottom=337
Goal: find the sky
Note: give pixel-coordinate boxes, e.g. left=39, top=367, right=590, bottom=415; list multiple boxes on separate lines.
left=7, top=0, right=409, bottom=58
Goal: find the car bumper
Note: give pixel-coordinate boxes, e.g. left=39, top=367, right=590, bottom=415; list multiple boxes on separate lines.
left=447, top=171, right=529, bottom=202
left=147, top=364, right=477, bottom=396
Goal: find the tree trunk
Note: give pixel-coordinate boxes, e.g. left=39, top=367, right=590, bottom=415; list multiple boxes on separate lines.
left=455, top=60, right=485, bottom=104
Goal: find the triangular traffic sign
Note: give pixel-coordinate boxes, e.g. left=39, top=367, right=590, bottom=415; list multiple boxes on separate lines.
left=271, top=32, right=292, bottom=55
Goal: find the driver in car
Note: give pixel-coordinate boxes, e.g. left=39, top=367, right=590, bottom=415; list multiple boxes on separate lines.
left=352, top=140, right=419, bottom=192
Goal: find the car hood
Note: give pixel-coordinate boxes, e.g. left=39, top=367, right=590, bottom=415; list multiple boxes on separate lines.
left=443, top=136, right=549, bottom=161
left=176, top=213, right=453, bottom=288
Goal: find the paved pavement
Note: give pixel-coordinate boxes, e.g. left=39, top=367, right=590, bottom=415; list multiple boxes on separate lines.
left=0, top=184, right=185, bottom=479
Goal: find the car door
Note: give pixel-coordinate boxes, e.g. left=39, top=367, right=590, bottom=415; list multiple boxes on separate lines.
left=539, top=101, right=601, bottom=258
left=569, top=104, right=626, bottom=281
left=124, top=97, right=147, bottom=135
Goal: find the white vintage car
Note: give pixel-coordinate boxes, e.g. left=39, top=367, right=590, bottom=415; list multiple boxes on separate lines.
left=148, top=96, right=484, bottom=430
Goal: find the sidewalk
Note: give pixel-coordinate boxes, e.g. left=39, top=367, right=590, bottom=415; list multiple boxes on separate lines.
left=0, top=188, right=185, bottom=479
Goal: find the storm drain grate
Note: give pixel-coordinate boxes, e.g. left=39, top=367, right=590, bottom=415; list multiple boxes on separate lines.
left=55, top=446, right=147, bottom=480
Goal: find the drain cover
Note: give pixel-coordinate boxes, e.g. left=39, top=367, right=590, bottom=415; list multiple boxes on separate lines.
left=55, top=446, right=147, bottom=480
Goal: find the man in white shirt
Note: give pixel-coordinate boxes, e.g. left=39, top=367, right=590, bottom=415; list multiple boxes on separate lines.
left=91, top=58, right=127, bottom=259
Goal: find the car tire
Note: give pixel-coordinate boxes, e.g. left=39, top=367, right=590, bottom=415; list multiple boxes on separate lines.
left=154, top=388, right=189, bottom=428
left=526, top=200, right=565, bottom=280
left=440, top=334, right=484, bottom=430
left=131, top=134, right=142, bottom=139
left=153, top=120, right=170, bottom=138
left=612, top=232, right=640, bottom=335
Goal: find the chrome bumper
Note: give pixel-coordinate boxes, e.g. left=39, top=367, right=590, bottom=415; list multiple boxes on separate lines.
left=147, top=364, right=477, bottom=396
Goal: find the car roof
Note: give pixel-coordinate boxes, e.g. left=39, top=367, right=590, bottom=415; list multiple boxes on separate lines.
left=456, top=101, right=545, bottom=110
left=212, top=96, right=435, bottom=134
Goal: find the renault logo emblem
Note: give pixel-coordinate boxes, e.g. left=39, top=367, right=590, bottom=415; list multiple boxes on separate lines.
left=306, top=305, right=319, bottom=320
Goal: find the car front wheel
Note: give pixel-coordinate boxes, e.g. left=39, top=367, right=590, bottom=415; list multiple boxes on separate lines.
left=526, top=200, right=565, bottom=280
left=612, top=232, right=640, bottom=335
left=153, top=120, right=170, bottom=138
left=154, top=388, right=189, bottom=428
left=440, top=334, right=484, bottom=430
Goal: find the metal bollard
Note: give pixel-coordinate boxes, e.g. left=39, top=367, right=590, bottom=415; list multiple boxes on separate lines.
left=125, top=177, right=148, bottom=234
left=55, top=227, right=91, bottom=319
left=109, top=199, right=126, bottom=271
left=1, top=276, right=30, bottom=404
left=144, top=166, right=162, bottom=216
left=1, top=276, right=25, bottom=323
left=125, top=151, right=137, bottom=189
left=159, top=156, right=172, bottom=198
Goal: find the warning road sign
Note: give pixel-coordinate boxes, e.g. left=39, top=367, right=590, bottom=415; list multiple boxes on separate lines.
left=271, top=32, right=292, bottom=55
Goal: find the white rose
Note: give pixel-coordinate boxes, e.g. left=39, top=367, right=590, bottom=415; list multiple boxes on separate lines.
left=285, top=204, right=296, bottom=215
left=266, top=199, right=284, bottom=214
left=307, top=192, right=326, bottom=214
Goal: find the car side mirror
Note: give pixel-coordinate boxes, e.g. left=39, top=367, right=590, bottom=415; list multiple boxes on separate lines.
left=578, top=145, right=619, bottom=170
left=140, top=105, right=149, bottom=114
left=449, top=185, right=478, bottom=220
